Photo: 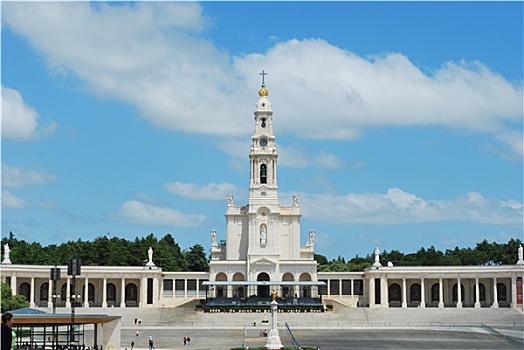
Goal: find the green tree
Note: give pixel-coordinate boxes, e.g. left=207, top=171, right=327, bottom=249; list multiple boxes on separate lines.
left=156, top=233, right=185, bottom=271
left=1, top=282, right=28, bottom=313
left=184, top=244, right=208, bottom=271
left=314, top=254, right=328, bottom=266
left=381, top=250, right=404, bottom=265
left=501, top=238, right=523, bottom=265
left=460, top=247, right=488, bottom=265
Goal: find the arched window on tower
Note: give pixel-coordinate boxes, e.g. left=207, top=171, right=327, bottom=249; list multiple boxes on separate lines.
left=260, top=164, right=267, bottom=184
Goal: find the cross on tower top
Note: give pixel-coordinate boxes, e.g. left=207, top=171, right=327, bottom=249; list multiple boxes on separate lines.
left=259, top=70, right=267, bottom=86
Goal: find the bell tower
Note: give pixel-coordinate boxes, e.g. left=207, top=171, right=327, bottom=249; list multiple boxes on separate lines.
left=249, top=70, right=279, bottom=208
left=212, top=71, right=317, bottom=288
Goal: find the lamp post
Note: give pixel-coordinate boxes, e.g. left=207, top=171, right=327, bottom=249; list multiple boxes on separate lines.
left=50, top=266, right=61, bottom=350
left=67, top=258, right=81, bottom=347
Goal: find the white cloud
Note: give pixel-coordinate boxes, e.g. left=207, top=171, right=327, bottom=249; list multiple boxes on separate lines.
left=114, top=200, right=207, bottom=227
left=1, top=86, right=58, bottom=140
left=164, top=181, right=239, bottom=200
left=219, top=140, right=249, bottom=160
left=2, top=2, right=522, bottom=157
left=300, top=188, right=523, bottom=226
left=2, top=163, right=58, bottom=188
left=1, top=191, right=27, bottom=209
left=237, top=41, right=522, bottom=137
left=1, top=86, right=39, bottom=140
left=2, top=2, right=249, bottom=136
left=492, top=129, right=524, bottom=159
left=279, top=145, right=343, bottom=169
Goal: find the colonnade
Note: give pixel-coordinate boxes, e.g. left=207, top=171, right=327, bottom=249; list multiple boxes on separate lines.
left=2, top=265, right=523, bottom=309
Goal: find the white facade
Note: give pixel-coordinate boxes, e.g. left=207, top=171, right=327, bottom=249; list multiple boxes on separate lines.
left=208, top=83, right=317, bottom=292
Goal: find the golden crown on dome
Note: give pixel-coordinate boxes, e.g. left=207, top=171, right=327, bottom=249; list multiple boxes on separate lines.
left=258, top=84, right=269, bottom=97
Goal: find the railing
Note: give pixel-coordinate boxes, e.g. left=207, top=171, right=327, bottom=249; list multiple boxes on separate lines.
left=480, top=323, right=524, bottom=349
left=241, top=324, right=247, bottom=349
left=284, top=322, right=301, bottom=349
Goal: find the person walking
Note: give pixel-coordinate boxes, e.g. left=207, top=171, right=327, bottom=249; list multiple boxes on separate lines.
left=1, top=312, right=14, bottom=350
left=183, top=337, right=186, bottom=345
left=186, top=337, right=190, bottom=345
left=131, top=341, right=134, bottom=349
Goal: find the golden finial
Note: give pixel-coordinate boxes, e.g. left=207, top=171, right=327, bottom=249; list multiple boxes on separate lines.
left=258, top=85, right=269, bottom=97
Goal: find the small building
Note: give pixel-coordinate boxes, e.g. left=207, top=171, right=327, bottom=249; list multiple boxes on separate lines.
left=9, top=308, right=120, bottom=350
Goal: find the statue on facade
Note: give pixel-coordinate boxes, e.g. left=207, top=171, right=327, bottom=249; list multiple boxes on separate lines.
left=372, top=247, right=382, bottom=267
left=211, top=229, right=217, bottom=246
left=260, top=225, right=267, bottom=244
left=518, top=245, right=524, bottom=265
left=308, top=230, right=315, bottom=247
left=293, top=194, right=299, bottom=206
left=2, top=243, right=11, bottom=264
left=146, top=247, right=155, bottom=267
left=227, top=194, right=234, bottom=206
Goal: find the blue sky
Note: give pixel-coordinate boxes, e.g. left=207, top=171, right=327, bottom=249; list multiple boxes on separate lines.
left=1, top=1, right=522, bottom=261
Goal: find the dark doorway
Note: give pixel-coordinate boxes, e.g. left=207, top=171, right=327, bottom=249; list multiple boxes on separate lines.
left=257, top=273, right=270, bottom=297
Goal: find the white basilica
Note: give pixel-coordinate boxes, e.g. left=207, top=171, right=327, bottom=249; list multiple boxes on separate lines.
left=205, top=81, right=322, bottom=305
left=1, top=78, right=523, bottom=312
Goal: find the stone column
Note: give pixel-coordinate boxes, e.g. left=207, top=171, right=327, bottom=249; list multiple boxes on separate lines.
left=121, top=278, right=126, bottom=307
left=11, top=276, right=17, bottom=296
left=84, top=277, right=89, bottom=307
left=475, top=277, right=480, bottom=308
left=29, top=277, right=35, bottom=307
left=339, top=278, right=342, bottom=297
left=327, top=278, right=331, bottom=296
left=66, top=277, right=71, bottom=308
left=265, top=301, right=283, bottom=349
left=369, top=277, right=375, bottom=308
left=510, top=275, right=517, bottom=308
left=402, top=278, right=407, bottom=308
left=381, top=277, right=389, bottom=308
left=351, top=279, right=354, bottom=296
left=456, top=278, right=462, bottom=308
left=420, top=278, right=425, bottom=308
left=153, top=276, right=159, bottom=307
left=102, top=278, right=107, bottom=308
left=438, top=278, right=444, bottom=308
left=140, top=277, right=147, bottom=307
left=492, top=277, right=499, bottom=308
left=48, top=279, right=53, bottom=308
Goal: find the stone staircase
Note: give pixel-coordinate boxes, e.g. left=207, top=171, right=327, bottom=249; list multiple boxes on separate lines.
left=77, top=303, right=524, bottom=329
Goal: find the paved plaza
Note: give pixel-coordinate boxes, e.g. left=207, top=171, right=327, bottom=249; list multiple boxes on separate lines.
left=77, top=302, right=524, bottom=350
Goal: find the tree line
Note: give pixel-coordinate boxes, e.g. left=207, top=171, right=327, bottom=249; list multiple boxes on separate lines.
left=1, top=232, right=208, bottom=272
left=1, top=232, right=521, bottom=273
left=315, top=238, right=522, bottom=272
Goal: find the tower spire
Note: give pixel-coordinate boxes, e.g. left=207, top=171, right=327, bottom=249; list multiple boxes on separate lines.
left=258, top=70, right=269, bottom=97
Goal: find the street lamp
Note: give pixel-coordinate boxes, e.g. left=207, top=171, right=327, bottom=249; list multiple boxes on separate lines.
left=71, top=294, right=82, bottom=307
left=52, top=295, right=61, bottom=313
left=50, top=266, right=61, bottom=350
left=50, top=266, right=61, bottom=314
left=67, top=258, right=81, bottom=346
